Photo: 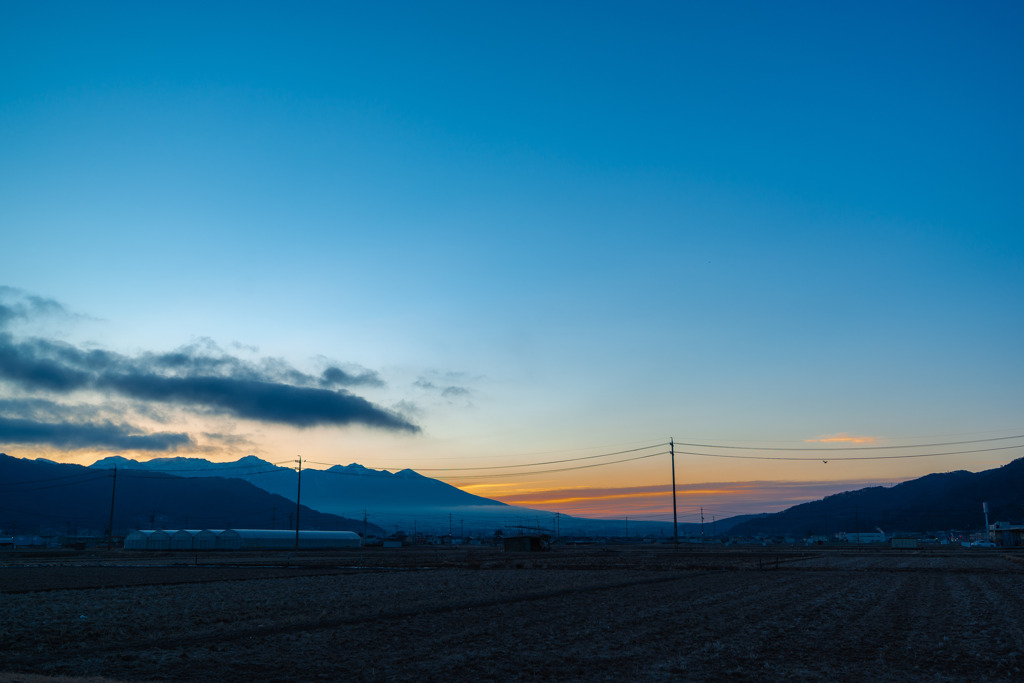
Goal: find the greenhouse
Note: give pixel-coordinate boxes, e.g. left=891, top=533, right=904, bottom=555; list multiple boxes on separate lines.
left=123, top=528, right=361, bottom=550
left=123, top=530, right=171, bottom=551
left=195, top=529, right=222, bottom=550
left=170, top=530, right=201, bottom=550
left=216, top=529, right=361, bottom=550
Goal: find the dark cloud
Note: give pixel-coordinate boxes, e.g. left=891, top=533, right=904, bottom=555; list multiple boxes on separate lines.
left=0, top=334, right=93, bottom=391
left=96, top=374, right=416, bottom=431
left=0, top=292, right=420, bottom=435
left=0, top=416, right=193, bottom=451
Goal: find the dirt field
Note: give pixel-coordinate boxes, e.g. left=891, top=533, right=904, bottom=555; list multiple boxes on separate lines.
left=2, top=545, right=1023, bottom=682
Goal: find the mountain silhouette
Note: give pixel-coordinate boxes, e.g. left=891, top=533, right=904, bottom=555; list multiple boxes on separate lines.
left=0, top=453, right=382, bottom=537
left=729, top=458, right=1024, bottom=537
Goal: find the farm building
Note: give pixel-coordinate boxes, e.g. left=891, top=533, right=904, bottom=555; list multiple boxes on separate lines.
left=502, top=534, right=551, bottom=552
left=845, top=532, right=886, bottom=544
left=216, top=529, right=361, bottom=550
left=124, top=529, right=361, bottom=550
left=989, top=522, right=1024, bottom=547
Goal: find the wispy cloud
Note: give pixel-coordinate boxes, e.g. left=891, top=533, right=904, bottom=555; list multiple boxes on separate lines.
left=0, top=288, right=419, bottom=454
left=805, top=433, right=878, bottom=444
left=413, top=372, right=473, bottom=403
left=0, top=286, right=73, bottom=326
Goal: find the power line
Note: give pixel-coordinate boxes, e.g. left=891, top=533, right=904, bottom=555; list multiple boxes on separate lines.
left=678, top=443, right=1024, bottom=461
left=441, top=451, right=670, bottom=479
left=672, top=434, right=1024, bottom=451
left=375, top=443, right=668, bottom=472
left=305, top=443, right=665, bottom=473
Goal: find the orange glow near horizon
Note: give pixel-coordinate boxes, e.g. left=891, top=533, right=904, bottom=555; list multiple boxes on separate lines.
left=458, top=478, right=902, bottom=520
left=805, top=433, right=878, bottom=444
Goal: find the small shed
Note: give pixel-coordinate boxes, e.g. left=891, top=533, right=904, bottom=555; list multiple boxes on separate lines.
left=502, top=534, right=550, bottom=552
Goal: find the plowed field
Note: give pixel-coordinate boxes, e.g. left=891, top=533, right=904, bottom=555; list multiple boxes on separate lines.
left=2, top=546, right=1022, bottom=682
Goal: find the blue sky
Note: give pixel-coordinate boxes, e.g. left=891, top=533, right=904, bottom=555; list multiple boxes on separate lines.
left=2, top=2, right=1022, bottom=520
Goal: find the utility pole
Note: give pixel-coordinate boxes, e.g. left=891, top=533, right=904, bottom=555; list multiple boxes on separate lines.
left=106, top=465, right=118, bottom=549
left=294, top=455, right=302, bottom=551
left=362, top=510, right=368, bottom=538
left=854, top=505, right=860, bottom=544
left=555, top=512, right=560, bottom=539
left=670, top=438, right=678, bottom=549
left=700, top=507, right=705, bottom=542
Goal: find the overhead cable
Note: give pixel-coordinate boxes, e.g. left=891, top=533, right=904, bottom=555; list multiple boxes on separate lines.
left=679, top=443, right=1024, bottom=461
left=397, top=443, right=668, bottom=471
left=442, top=451, right=669, bottom=479
left=672, top=434, right=1024, bottom=451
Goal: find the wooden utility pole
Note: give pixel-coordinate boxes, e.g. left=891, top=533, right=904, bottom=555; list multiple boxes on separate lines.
left=294, top=455, right=302, bottom=551
left=106, top=465, right=118, bottom=549
left=671, top=438, right=678, bottom=549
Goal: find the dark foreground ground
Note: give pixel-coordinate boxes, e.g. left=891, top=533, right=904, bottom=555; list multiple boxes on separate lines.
left=2, top=545, right=1023, bottom=682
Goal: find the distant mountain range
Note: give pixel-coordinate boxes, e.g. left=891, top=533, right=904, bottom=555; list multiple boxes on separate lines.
left=89, top=454, right=509, bottom=522
left=7, top=451, right=1018, bottom=541
left=729, top=458, right=1024, bottom=537
left=84, top=454, right=715, bottom=536
left=0, top=453, right=384, bottom=538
